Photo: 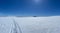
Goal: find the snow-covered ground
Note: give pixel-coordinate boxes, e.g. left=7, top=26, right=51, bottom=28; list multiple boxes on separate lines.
left=0, top=16, right=60, bottom=33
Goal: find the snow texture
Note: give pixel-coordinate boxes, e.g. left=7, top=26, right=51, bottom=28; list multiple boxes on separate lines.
left=0, top=16, right=60, bottom=33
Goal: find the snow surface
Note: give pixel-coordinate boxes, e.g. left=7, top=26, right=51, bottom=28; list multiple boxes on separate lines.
left=0, top=16, right=60, bottom=33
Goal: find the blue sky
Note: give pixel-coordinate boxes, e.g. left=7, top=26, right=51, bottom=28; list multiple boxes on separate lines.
left=0, top=0, right=60, bottom=16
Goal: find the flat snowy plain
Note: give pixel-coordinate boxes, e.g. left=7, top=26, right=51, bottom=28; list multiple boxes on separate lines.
left=0, top=16, right=60, bottom=33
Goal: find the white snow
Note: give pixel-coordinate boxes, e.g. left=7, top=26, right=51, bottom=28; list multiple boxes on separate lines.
left=0, top=16, right=60, bottom=33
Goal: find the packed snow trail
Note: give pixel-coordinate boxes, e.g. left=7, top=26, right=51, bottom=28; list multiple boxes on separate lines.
left=0, top=17, right=22, bottom=33
left=10, top=19, right=22, bottom=33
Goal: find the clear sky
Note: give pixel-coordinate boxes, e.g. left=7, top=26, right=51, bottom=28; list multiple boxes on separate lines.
left=0, top=0, right=60, bottom=16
